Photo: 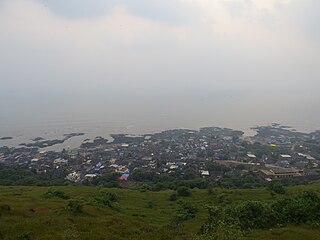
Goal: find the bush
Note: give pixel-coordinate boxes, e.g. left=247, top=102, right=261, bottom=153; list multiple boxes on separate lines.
left=230, top=201, right=276, bottom=229
left=175, top=201, right=198, bottom=222
left=177, top=186, right=191, bottom=197
left=44, top=189, right=70, bottom=199
left=272, top=190, right=320, bottom=224
left=146, top=201, right=155, bottom=209
left=63, top=228, right=80, bottom=240
left=0, top=204, right=11, bottom=212
left=268, top=182, right=286, bottom=195
left=197, top=189, right=320, bottom=236
left=92, top=192, right=120, bottom=211
left=66, top=200, right=83, bottom=214
left=18, top=232, right=31, bottom=240
left=168, top=193, right=178, bottom=201
left=197, top=205, right=243, bottom=240
left=195, top=222, right=242, bottom=240
left=0, top=230, right=4, bottom=240
left=135, top=183, right=151, bottom=192
left=216, top=194, right=232, bottom=206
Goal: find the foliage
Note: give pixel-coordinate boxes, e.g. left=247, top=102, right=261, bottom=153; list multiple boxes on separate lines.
left=90, top=173, right=120, bottom=188
left=146, top=201, right=155, bottom=209
left=229, top=201, right=276, bottom=229
left=66, top=200, right=83, bottom=214
left=170, top=201, right=198, bottom=227
left=196, top=206, right=243, bottom=240
left=18, top=232, right=31, bottom=240
left=43, top=189, right=70, bottom=199
left=267, top=182, right=286, bottom=195
left=218, top=173, right=266, bottom=189
left=177, top=186, right=192, bottom=197
left=195, top=222, right=242, bottom=240
left=207, top=187, right=214, bottom=195
left=206, top=162, right=231, bottom=173
left=63, top=228, right=80, bottom=240
left=0, top=204, right=11, bottom=212
left=198, top=189, right=320, bottom=238
left=0, top=163, right=67, bottom=186
left=175, top=201, right=198, bottom=221
left=2, top=185, right=320, bottom=239
left=168, top=193, right=178, bottom=201
left=91, top=192, right=120, bottom=211
left=272, top=190, right=320, bottom=224
left=216, top=193, right=232, bottom=206
left=135, top=183, right=152, bottom=192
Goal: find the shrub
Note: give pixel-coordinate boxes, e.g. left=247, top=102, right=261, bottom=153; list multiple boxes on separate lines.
left=66, top=200, right=83, bottom=214
left=268, top=182, right=286, bottom=195
left=207, top=187, right=214, bottom=195
left=175, top=201, right=198, bottom=222
left=177, top=186, right=191, bottom=197
left=169, top=201, right=197, bottom=228
left=0, top=204, right=11, bottom=212
left=272, top=190, right=320, bottom=224
left=230, top=201, right=276, bottom=229
left=195, top=222, right=242, bottom=240
left=168, top=193, right=178, bottom=201
left=216, top=194, right=232, bottom=206
left=63, top=228, right=80, bottom=240
left=135, top=183, right=151, bottom=192
left=44, top=189, right=70, bottom=199
left=146, top=201, right=155, bottom=209
left=92, top=192, right=120, bottom=211
left=197, top=205, right=243, bottom=240
left=18, top=232, right=31, bottom=240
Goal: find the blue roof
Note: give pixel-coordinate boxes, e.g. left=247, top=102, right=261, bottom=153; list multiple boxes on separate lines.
left=121, top=173, right=130, bottom=177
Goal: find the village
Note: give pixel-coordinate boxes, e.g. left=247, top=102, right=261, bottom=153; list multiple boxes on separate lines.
left=0, top=124, right=320, bottom=185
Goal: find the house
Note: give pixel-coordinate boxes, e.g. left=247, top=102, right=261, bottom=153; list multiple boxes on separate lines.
left=279, top=154, right=292, bottom=160
left=65, top=172, right=81, bottom=183
left=200, top=170, right=210, bottom=177
left=247, top=153, right=257, bottom=162
left=119, top=173, right=130, bottom=181
left=261, top=168, right=303, bottom=179
left=84, top=174, right=97, bottom=179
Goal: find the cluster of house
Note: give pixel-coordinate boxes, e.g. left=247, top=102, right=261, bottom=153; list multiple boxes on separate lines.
left=0, top=126, right=319, bottom=183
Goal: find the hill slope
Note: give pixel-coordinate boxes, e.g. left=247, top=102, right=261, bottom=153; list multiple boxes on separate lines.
left=1, top=184, right=320, bottom=239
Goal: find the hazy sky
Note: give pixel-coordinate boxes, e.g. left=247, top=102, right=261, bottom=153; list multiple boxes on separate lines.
left=0, top=0, right=319, bottom=129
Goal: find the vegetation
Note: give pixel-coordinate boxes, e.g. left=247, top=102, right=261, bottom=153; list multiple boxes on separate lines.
left=177, top=186, right=192, bottom=197
left=0, top=164, right=310, bottom=192
left=91, top=191, right=120, bottom=211
left=0, top=184, right=320, bottom=239
left=43, top=189, right=70, bottom=199
left=0, top=164, right=67, bottom=186
left=66, top=200, right=83, bottom=214
left=267, top=182, right=286, bottom=195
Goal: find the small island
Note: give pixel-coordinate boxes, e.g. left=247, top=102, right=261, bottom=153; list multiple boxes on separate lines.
left=20, top=132, right=85, bottom=148
left=0, top=137, right=13, bottom=140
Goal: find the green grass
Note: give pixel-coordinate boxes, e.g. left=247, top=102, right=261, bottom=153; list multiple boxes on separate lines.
left=1, top=184, right=320, bottom=239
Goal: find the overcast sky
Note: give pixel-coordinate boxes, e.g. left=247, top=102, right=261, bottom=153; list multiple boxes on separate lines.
left=0, top=0, right=319, bottom=129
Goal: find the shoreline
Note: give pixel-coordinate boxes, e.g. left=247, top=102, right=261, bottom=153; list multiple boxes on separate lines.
left=1, top=123, right=319, bottom=152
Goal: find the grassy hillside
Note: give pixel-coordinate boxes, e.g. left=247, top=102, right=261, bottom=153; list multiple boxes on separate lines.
left=1, top=184, right=320, bottom=240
